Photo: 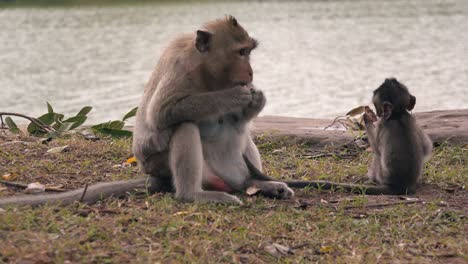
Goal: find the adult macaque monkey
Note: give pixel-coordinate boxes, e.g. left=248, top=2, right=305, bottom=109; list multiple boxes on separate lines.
left=132, top=15, right=294, bottom=204
left=246, top=78, right=433, bottom=195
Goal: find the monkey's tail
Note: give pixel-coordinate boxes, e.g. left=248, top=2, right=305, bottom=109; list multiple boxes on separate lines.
left=243, top=154, right=276, bottom=181
left=242, top=155, right=396, bottom=195
left=283, top=180, right=397, bottom=195
left=0, top=177, right=148, bottom=208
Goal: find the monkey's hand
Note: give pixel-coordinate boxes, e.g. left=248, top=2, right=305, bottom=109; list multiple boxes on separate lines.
left=227, top=85, right=255, bottom=109
left=363, top=106, right=377, bottom=126
left=242, top=88, right=266, bottom=120
left=363, top=112, right=375, bottom=126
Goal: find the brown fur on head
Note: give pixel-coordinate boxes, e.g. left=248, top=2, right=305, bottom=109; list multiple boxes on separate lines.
left=195, top=15, right=258, bottom=89
left=372, top=78, right=416, bottom=119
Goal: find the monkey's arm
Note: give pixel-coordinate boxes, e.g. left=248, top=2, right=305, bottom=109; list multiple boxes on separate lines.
left=0, top=177, right=149, bottom=207
left=242, top=89, right=266, bottom=120
left=154, top=85, right=252, bottom=129
left=418, top=128, right=433, bottom=161
left=364, top=115, right=379, bottom=152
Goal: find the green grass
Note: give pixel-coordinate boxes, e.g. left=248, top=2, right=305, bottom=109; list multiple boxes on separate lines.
left=0, top=135, right=466, bottom=263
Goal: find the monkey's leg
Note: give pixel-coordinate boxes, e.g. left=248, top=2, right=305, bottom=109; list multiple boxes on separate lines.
left=366, top=156, right=380, bottom=183
left=243, top=138, right=294, bottom=199
left=169, top=123, right=242, bottom=204
left=419, top=129, right=433, bottom=161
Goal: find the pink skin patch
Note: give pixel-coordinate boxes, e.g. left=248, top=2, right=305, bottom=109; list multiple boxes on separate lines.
left=204, top=175, right=234, bottom=193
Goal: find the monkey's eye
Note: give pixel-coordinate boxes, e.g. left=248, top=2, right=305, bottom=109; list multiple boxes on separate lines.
left=239, top=48, right=250, bottom=56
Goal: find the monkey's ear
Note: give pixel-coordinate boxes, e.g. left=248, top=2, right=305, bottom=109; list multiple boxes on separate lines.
left=196, top=30, right=212, bottom=53
left=382, top=101, right=393, bottom=120
left=227, top=15, right=238, bottom=26
left=407, top=95, right=416, bottom=111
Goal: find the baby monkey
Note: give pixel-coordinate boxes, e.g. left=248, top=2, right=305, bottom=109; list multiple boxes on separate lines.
left=246, top=78, right=432, bottom=195
left=363, top=78, right=433, bottom=194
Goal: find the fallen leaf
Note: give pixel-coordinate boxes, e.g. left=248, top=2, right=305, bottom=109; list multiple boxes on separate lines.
left=346, top=105, right=366, bottom=116
left=114, top=159, right=136, bottom=169
left=46, top=145, right=69, bottom=154
left=25, top=182, right=46, bottom=194
left=263, top=243, right=293, bottom=257
left=398, top=197, right=419, bottom=201
left=126, top=156, right=137, bottom=164
left=2, top=173, right=17, bottom=181
left=173, top=211, right=189, bottom=216
left=246, top=186, right=261, bottom=196
left=318, top=245, right=334, bottom=254
left=271, top=148, right=285, bottom=154
left=343, top=117, right=364, bottom=131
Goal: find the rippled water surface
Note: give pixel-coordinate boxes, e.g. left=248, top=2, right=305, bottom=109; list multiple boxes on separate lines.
left=1, top=0, right=467, bottom=123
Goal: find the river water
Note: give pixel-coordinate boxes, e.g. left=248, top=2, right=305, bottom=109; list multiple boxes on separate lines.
left=1, top=0, right=467, bottom=124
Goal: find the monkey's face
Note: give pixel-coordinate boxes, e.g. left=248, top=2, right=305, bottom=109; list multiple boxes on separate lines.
left=195, top=16, right=258, bottom=89
left=373, top=78, right=416, bottom=118
left=221, top=38, right=257, bottom=86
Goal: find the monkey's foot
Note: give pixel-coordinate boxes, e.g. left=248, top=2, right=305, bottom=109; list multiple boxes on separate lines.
left=177, top=191, right=243, bottom=205
left=256, top=182, right=295, bottom=199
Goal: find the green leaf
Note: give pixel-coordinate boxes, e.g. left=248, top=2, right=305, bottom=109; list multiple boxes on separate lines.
left=77, top=106, right=92, bottom=116
left=46, top=102, right=54, bottom=113
left=58, top=122, right=74, bottom=132
left=27, top=113, right=55, bottom=135
left=109, top=120, right=125, bottom=130
left=54, top=113, right=64, bottom=123
left=122, top=107, right=138, bottom=121
left=51, top=113, right=65, bottom=130
left=91, top=122, right=107, bottom=131
left=5, top=117, right=20, bottom=134
left=63, top=114, right=87, bottom=130
left=92, top=120, right=125, bottom=130
left=94, top=128, right=133, bottom=138
left=38, top=113, right=56, bottom=125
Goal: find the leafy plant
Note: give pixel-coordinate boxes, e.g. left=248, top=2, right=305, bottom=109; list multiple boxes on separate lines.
left=90, top=107, right=137, bottom=138
left=26, top=102, right=92, bottom=138
left=1, top=103, right=137, bottom=139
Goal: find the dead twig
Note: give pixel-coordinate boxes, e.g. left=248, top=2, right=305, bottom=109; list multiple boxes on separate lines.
left=80, top=184, right=89, bottom=202
left=334, top=200, right=426, bottom=210
left=0, top=180, right=65, bottom=192
left=323, top=115, right=347, bottom=130
left=291, top=242, right=311, bottom=250
left=0, top=112, right=54, bottom=132
left=0, top=141, right=33, bottom=147
left=302, top=152, right=359, bottom=159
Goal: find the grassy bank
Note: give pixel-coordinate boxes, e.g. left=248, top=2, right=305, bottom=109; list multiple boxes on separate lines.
left=0, top=134, right=466, bottom=263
